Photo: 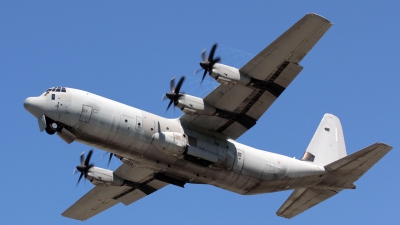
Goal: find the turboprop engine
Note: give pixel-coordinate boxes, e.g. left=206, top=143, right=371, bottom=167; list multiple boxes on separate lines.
left=195, top=43, right=251, bottom=86
left=163, top=76, right=216, bottom=115
left=86, top=167, right=125, bottom=186
left=176, top=94, right=216, bottom=115
left=74, top=150, right=125, bottom=187
left=210, top=63, right=251, bottom=86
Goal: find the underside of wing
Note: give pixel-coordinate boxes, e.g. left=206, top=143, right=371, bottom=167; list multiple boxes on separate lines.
left=240, top=13, right=332, bottom=80
left=181, top=14, right=332, bottom=139
left=62, top=164, right=168, bottom=221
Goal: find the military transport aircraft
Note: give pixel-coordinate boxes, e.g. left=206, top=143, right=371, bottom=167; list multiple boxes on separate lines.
left=23, top=13, right=392, bottom=221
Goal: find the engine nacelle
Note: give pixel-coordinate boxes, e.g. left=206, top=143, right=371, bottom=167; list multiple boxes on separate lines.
left=86, top=167, right=124, bottom=186
left=152, top=132, right=188, bottom=156
left=211, top=64, right=251, bottom=86
left=176, top=95, right=216, bottom=116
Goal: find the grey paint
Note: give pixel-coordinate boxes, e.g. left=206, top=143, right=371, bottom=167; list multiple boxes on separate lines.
left=22, top=13, right=393, bottom=221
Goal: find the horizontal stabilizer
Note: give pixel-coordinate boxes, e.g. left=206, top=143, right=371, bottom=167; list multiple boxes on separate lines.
left=322, top=142, right=392, bottom=188
left=276, top=188, right=337, bottom=219
left=277, top=142, right=392, bottom=219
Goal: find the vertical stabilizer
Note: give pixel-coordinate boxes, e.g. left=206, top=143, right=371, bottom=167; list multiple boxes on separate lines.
left=302, top=114, right=347, bottom=166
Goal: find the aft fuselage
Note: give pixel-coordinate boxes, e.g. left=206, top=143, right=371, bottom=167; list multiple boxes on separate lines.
left=24, top=87, right=325, bottom=195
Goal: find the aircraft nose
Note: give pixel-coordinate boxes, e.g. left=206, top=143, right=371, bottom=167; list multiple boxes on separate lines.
left=24, top=97, right=46, bottom=118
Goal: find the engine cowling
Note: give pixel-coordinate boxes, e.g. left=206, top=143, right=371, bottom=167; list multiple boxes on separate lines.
left=152, top=132, right=188, bottom=156
left=86, top=167, right=124, bottom=186
left=176, top=95, right=216, bottom=115
left=211, top=64, right=251, bottom=86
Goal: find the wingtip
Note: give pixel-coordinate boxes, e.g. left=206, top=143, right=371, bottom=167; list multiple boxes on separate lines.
left=307, top=13, right=334, bottom=25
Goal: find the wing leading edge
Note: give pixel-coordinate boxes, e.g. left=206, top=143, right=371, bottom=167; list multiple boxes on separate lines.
left=180, top=14, right=332, bottom=139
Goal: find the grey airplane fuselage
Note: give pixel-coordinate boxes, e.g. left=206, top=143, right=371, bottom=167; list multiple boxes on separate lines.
left=26, top=87, right=325, bottom=195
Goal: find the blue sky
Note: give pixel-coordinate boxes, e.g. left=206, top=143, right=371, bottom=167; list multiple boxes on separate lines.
left=1, top=1, right=399, bottom=224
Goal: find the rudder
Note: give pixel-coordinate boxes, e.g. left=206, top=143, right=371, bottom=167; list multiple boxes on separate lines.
left=302, top=114, right=347, bottom=166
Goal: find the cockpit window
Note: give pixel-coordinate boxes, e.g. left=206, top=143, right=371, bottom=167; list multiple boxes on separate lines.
left=46, top=87, right=67, bottom=93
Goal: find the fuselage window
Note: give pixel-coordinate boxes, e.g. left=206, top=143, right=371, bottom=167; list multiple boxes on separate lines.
left=61, top=87, right=66, bottom=92
left=51, top=94, right=55, bottom=100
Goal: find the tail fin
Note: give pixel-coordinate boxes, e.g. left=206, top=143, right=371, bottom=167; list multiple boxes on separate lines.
left=301, top=114, right=347, bottom=166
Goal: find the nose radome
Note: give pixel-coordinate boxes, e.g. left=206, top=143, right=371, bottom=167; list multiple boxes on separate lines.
left=24, top=97, right=46, bottom=118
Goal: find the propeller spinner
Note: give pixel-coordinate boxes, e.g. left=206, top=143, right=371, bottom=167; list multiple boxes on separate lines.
left=162, top=76, right=186, bottom=112
left=196, top=43, right=221, bottom=83
left=74, top=149, right=94, bottom=185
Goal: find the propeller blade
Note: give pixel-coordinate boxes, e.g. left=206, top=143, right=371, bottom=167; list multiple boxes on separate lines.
left=201, top=49, right=207, bottom=61
left=166, top=100, right=173, bottom=111
left=174, top=76, right=185, bottom=94
left=209, top=43, right=218, bottom=61
left=214, top=57, right=221, bottom=64
left=194, top=68, right=203, bottom=75
left=84, top=150, right=93, bottom=166
left=80, top=152, right=84, bottom=165
left=77, top=173, right=83, bottom=185
left=162, top=94, right=169, bottom=101
left=202, top=70, right=207, bottom=83
left=170, top=77, right=175, bottom=92
left=108, top=153, right=113, bottom=166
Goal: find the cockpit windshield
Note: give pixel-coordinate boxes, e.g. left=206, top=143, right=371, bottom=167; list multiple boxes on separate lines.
left=46, top=87, right=66, bottom=93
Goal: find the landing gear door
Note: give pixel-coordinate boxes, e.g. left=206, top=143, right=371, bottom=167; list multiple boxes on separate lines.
left=38, top=115, right=46, bottom=132
left=79, top=105, right=93, bottom=123
left=233, top=149, right=244, bottom=172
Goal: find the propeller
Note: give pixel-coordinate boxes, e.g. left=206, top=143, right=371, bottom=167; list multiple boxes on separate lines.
left=196, top=43, right=221, bottom=83
left=74, top=149, right=94, bottom=185
left=101, top=152, right=114, bottom=167
left=162, top=76, right=186, bottom=112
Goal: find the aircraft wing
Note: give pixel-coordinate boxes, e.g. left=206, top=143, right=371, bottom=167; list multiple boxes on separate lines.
left=62, top=164, right=168, bottom=221
left=276, top=142, right=392, bottom=219
left=180, top=14, right=332, bottom=139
